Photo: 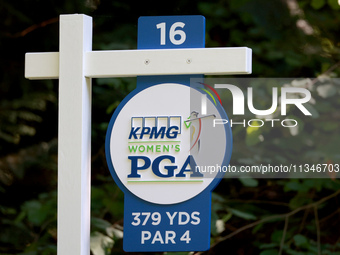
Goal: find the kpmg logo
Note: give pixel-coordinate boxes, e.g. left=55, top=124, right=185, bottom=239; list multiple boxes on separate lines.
left=127, top=116, right=202, bottom=179
left=128, top=116, right=181, bottom=140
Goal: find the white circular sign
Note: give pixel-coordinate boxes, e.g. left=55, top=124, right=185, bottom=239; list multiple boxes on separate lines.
left=106, top=83, right=231, bottom=204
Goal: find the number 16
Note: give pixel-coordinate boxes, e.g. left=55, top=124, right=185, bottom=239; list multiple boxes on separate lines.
left=156, top=22, right=186, bottom=45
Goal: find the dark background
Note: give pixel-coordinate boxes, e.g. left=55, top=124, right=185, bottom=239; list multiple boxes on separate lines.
left=1, top=0, right=340, bottom=254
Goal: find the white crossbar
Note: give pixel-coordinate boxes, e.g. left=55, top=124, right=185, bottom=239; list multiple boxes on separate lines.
left=25, top=47, right=252, bottom=79
left=25, top=52, right=59, bottom=79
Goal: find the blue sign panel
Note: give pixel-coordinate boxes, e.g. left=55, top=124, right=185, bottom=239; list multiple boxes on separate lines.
left=105, top=15, right=232, bottom=252
left=128, top=16, right=208, bottom=252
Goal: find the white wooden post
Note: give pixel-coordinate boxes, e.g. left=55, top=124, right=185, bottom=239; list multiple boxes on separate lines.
left=24, top=13, right=252, bottom=255
left=57, top=14, right=92, bottom=255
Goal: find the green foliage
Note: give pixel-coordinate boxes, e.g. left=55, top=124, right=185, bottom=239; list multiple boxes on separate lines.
left=1, top=0, right=340, bottom=254
left=0, top=192, right=57, bottom=254
left=0, top=91, right=56, bottom=149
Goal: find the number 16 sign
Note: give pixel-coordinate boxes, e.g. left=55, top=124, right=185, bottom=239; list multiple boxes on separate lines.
left=105, top=15, right=243, bottom=252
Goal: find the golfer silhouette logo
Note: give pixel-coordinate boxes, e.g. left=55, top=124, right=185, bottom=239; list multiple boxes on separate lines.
left=188, top=111, right=201, bottom=153
left=185, top=110, right=216, bottom=154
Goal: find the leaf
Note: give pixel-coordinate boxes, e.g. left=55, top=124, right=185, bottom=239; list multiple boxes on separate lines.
left=106, top=101, right=120, bottom=114
left=285, top=115, right=304, bottom=136
left=284, top=180, right=310, bottom=192
left=18, top=111, right=42, bottom=122
left=18, top=125, right=36, bottom=136
left=328, top=0, right=340, bottom=9
left=90, top=232, right=114, bottom=255
left=211, top=192, right=226, bottom=203
left=91, top=217, right=123, bottom=239
left=222, top=212, right=233, bottom=222
left=319, top=136, right=340, bottom=157
left=311, top=0, right=326, bottom=9
left=91, top=217, right=112, bottom=231
left=215, top=219, right=225, bottom=234
left=316, top=84, right=337, bottom=98
left=0, top=222, right=32, bottom=248
left=252, top=223, right=264, bottom=234
left=271, top=230, right=283, bottom=243
left=260, top=249, right=279, bottom=255
left=239, top=177, right=259, bottom=187
left=228, top=208, right=257, bottom=220
left=23, top=201, right=47, bottom=226
left=301, top=103, right=319, bottom=119
left=106, top=225, right=123, bottom=239
left=303, top=179, right=323, bottom=192
left=18, top=252, right=37, bottom=255
left=293, top=234, right=308, bottom=247
left=289, top=194, right=313, bottom=209
left=285, top=250, right=307, bottom=255
left=21, top=194, right=56, bottom=227
left=319, top=121, right=339, bottom=132
left=259, top=243, right=278, bottom=249
left=291, top=79, right=312, bottom=88
left=284, top=181, right=301, bottom=192
left=246, top=122, right=263, bottom=146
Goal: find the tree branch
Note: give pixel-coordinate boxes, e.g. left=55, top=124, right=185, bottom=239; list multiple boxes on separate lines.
left=6, top=17, right=59, bottom=38
left=279, top=216, right=289, bottom=255
left=311, top=60, right=340, bottom=85
left=314, top=206, right=321, bottom=255
left=204, top=189, right=340, bottom=252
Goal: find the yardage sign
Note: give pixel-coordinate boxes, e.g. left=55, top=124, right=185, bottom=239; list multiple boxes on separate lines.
left=105, top=16, right=232, bottom=252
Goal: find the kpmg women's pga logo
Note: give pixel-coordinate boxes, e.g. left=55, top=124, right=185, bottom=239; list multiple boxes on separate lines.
left=105, top=83, right=232, bottom=205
